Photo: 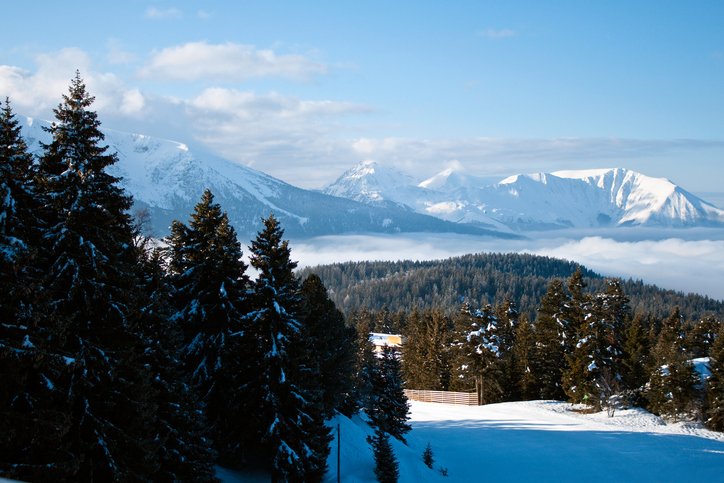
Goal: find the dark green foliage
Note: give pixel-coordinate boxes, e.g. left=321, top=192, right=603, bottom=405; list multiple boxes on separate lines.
left=368, top=425, right=399, bottom=483
left=246, top=214, right=331, bottom=482
left=531, top=279, right=567, bottom=400
left=136, top=246, right=219, bottom=482
left=512, top=315, right=538, bottom=400
left=370, top=347, right=411, bottom=442
left=705, top=326, right=724, bottom=430
left=563, top=278, right=628, bottom=408
left=166, top=189, right=251, bottom=459
left=422, top=441, right=435, bottom=469
left=298, top=255, right=724, bottom=323
left=647, top=308, right=701, bottom=420
left=451, top=304, right=503, bottom=404
left=622, top=314, right=650, bottom=391
left=299, top=273, right=357, bottom=417
left=402, top=309, right=453, bottom=391
left=21, top=72, right=159, bottom=481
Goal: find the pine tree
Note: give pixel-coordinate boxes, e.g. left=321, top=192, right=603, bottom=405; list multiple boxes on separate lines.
left=451, top=303, right=503, bottom=404
left=368, top=424, right=399, bottom=483
left=353, top=308, right=377, bottom=415
left=31, top=71, right=158, bottom=480
left=495, top=297, right=518, bottom=401
left=705, top=325, right=724, bottom=431
left=647, top=308, right=700, bottom=420
left=563, top=280, right=628, bottom=409
left=422, top=441, right=435, bottom=469
left=369, top=346, right=411, bottom=442
left=0, top=98, right=76, bottom=481
left=531, top=279, right=568, bottom=400
left=512, top=315, right=538, bottom=400
left=622, top=313, right=649, bottom=392
left=166, top=189, right=251, bottom=458
left=247, top=214, right=331, bottom=482
left=298, top=273, right=357, bottom=417
left=135, top=245, right=219, bottom=482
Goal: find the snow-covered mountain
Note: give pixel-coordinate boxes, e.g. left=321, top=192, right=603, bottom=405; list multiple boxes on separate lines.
left=18, top=117, right=508, bottom=241
left=323, top=162, right=724, bottom=231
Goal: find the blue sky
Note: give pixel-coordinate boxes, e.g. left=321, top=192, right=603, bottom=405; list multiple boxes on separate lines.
left=2, top=0, right=722, bottom=193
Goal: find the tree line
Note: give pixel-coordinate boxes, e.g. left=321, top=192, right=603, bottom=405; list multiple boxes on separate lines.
left=299, top=255, right=724, bottom=323
left=348, top=271, right=724, bottom=427
left=1, top=73, right=414, bottom=482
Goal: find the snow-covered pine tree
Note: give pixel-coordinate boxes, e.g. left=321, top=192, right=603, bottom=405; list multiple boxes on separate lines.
left=166, top=188, right=251, bottom=458
left=247, top=214, right=331, bottom=482
left=532, top=279, right=568, bottom=400
left=647, top=307, right=700, bottom=420
left=298, top=273, right=357, bottom=417
left=452, top=303, right=504, bottom=404
left=0, top=98, right=76, bottom=481
left=369, top=346, right=411, bottom=442
left=135, top=245, right=219, bottom=482
left=563, top=279, right=629, bottom=411
left=494, top=297, right=519, bottom=401
left=32, top=71, right=158, bottom=480
left=705, top=324, right=724, bottom=431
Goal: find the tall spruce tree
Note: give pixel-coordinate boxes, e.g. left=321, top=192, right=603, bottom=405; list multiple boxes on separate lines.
left=451, top=303, right=503, bottom=404
left=247, top=214, right=331, bottom=482
left=369, top=346, right=411, bottom=442
left=136, top=245, right=219, bottom=482
left=0, top=98, right=76, bottom=481
left=369, top=422, right=400, bottom=483
left=298, top=273, right=357, bottom=417
left=512, top=315, right=538, bottom=400
left=647, top=308, right=700, bottom=420
left=531, top=279, right=568, bottom=400
left=705, top=324, right=724, bottom=431
left=166, top=189, right=251, bottom=458
left=32, top=71, right=158, bottom=481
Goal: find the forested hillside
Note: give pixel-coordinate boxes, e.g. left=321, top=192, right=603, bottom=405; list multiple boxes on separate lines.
left=298, top=254, right=724, bottom=323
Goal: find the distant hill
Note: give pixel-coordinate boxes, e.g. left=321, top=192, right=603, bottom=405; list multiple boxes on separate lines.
left=298, top=253, right=724, bottom=322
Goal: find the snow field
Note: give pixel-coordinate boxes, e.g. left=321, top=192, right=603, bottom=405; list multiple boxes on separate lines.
left=219, top=399, right=724, bottom=482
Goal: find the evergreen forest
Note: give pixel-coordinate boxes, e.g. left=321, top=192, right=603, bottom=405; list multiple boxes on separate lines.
left=2, top=73, right=724, bottom=483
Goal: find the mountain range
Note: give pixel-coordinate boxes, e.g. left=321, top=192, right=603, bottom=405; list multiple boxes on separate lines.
left=323, top=161, right=724, bottom=232
left=18, top=117, right=508, bottom=241
left=19, top=117, right=724, bottom=240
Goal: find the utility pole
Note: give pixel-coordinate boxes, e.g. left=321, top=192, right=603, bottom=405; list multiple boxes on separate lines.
left=337, top=423, right=341, bottom=482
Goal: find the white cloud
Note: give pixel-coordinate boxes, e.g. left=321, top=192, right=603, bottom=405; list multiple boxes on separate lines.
left=478, top=28, right=516, bottom=39
left=136, top=41, right=328, bottom=82
left=106, top=39, right=136, bottom=65
left=0, top=49, right=148, bottom=120
left=144, top=7, right=182, bottom=19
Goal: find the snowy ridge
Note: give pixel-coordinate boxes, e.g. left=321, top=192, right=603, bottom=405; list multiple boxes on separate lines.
left=325, top=162, right=724, bottom=231
left=18, top=117, right=510, bottom=240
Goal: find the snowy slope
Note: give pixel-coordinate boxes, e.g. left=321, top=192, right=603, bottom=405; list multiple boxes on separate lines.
left=325, top=162, right=724, bottom=231
left=218, top=399, right=724, bottom=483
left=18, top=117, right=512, bottom=241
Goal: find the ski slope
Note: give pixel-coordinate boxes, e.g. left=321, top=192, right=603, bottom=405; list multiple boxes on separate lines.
left=220, top=399, right=724, bottom=482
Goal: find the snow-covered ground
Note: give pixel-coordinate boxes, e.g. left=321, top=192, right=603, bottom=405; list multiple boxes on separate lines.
left=219, top=400, right=724, bottom=483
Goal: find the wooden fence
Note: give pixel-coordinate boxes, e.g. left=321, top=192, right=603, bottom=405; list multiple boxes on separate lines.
left=404, top=389, right=479, bottom=406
